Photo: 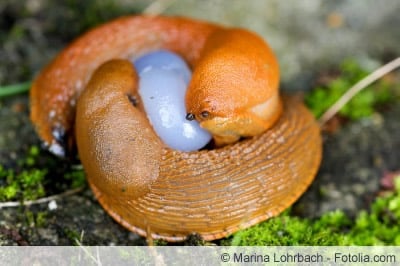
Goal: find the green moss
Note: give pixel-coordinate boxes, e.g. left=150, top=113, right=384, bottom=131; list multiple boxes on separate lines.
left=0, top=145, right=86, bottom=202
left=24, top=210, right=48, bottom=228
left=225, top=211, right=347, bottom=246
left=341, top=178, right=400, bottom=245
left=16, top=145, right=41, bottom=168
left=153, top=239, right=169, bottom=246
left=226, top=177, right=400, bottom=246
left=0, top=164, right=46, bottom=201
left=305, top=59, right=398, bottom=120
left=63, top=228, right=82, bottom=245
left=0, top=145, right=47, bottom=201
left=64, top=166, right=86, bottom=189
left=35, top=211, right=48, bottom=227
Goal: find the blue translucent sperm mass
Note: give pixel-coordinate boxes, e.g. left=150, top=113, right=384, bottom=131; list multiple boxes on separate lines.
left=132, top=50, right=211, bottom=151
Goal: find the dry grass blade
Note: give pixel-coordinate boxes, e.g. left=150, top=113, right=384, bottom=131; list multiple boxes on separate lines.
left=0, top=187, right=84, bottom=208
left=318, top=57, right=400, bottom=126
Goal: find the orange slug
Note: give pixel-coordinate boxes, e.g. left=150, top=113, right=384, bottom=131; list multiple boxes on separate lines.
left=30, top=15, right=322, bottom=241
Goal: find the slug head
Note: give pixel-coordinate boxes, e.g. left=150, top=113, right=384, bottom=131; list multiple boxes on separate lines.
left=185, top=31, right=280, bottom=146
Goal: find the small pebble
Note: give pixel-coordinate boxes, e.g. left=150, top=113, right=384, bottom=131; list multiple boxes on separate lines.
left=48, top=200, right=58, bottom=211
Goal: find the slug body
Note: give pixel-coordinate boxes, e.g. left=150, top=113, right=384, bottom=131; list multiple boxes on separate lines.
left=30, top=15, right=322, bottom=241
left=30, top=16, right=280, bottom=154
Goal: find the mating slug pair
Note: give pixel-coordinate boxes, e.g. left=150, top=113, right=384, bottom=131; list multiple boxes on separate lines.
left=30, top=15, right=322, bottom=241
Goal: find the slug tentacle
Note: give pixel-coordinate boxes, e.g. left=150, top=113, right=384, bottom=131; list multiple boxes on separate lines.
left=31, top=15, right=322, bottom=242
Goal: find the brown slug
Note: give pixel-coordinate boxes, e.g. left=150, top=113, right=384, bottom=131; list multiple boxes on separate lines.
left=30, top=15, right=322, bottom=241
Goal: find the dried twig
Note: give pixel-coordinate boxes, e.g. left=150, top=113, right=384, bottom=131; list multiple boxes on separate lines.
left=0, top=187, right=84, bottom=209
left=318, top=57, right=400, bottom=126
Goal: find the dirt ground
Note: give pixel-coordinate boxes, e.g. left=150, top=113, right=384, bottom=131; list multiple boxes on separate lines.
left=1, top=0, right=399, bottom=245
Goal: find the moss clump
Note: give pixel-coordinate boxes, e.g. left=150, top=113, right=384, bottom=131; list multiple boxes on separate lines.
left=305, top=59, right=398, bottom=120
left=223, top=210, right=348, bottom=246
left=0, top=145, right=46, bottom=201
left=224, top=177, right=400, bottom=246
left=0, top=145, right=86, bottom=202
left=342, top=178, right=400, bottom=245
left=0, top=164, right=46, bottom=201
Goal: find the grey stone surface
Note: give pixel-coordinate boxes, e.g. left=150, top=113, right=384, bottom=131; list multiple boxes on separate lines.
left=162, top=0, right=400, bottom=89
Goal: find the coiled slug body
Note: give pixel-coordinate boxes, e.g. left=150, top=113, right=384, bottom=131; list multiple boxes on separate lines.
left=30, top=15, right=322, bottom=241
left=30, top=16, right=280, bottom=153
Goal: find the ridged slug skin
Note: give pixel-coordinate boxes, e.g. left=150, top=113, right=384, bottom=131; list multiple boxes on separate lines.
left=30, top=15, right=322, bottom=241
